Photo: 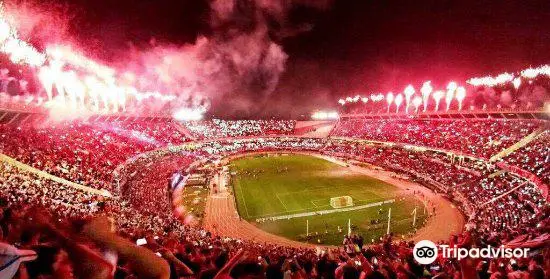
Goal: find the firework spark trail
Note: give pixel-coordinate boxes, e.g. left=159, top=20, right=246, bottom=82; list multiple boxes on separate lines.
left=1, top=0, right=330, bottom=119
left=0, top=3, right=190, bottom=118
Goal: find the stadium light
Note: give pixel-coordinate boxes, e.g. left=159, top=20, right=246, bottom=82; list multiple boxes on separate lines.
left=311, top=111, right=339, bottom=120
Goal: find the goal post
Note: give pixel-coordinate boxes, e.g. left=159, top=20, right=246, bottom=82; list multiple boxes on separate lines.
left=330, top=196, right=353, bottom=208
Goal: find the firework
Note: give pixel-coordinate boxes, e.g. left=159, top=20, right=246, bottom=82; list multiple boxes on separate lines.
left=445, top=82, right=457, bottom=111
left=0, top=5, right=200, bottom=118
left=455, top=86, right=466, bottom=111
left=432, top=90, right=444, bottom=111
left=403, top=85, right=415, bottom=114
left=467, top=73, right=513, bottom=87
left=386, top=92, right=394, bottom=113
left=420, top=81, right=432, bottom=112
left=445, top=90, right=454, bottom=111
left=412, top=96, right=422, bottom=113
left=394, top=94, right=403, bottom=113
left=370, top=93, right=384, bottom=102
left=512, top=77, right=521, bottom=89
left=521, top=65, right=550, bottom=79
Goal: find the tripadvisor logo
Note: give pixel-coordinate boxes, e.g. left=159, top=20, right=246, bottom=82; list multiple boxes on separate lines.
left=413, top=240, right=438, bottom=264
left=413, top=240, right=530, bottom=265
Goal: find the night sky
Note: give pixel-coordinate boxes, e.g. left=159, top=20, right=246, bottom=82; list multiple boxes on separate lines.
left=8, top=0, right=550, bottom=118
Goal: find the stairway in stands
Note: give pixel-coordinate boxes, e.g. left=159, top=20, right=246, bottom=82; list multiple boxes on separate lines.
left=489, top=127, right=548, bottom=162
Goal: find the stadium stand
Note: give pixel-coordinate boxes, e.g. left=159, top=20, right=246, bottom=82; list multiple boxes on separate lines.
left=0, top=116, right=548, bottom=278
left=501, top=131, right=550, bottom=185
left=182, top=119, right=296, bottom=139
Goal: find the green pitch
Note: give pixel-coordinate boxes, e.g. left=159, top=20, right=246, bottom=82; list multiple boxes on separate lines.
left=230, top=154, right=427, bottom=245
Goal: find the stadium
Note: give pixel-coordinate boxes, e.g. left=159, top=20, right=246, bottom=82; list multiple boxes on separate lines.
left=0, top=0, right=549, bottom=278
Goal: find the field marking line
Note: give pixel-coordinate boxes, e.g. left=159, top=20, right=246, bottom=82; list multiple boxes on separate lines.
left=310, top=200, right=322, bottom=207
left=311, top=196, right=382, bottom=206
left=277, top=187, right=389, bottom=199
left=249, top=204, right=321, bottom=219
left=275, top=185, right=346, bottom=196
left=234, top=178, right=251, bottom=218
left=306, top=192, right=385, bottom=208
left=275, top=193, right=389, bottom=214
left=231, top=154, right=399, bottom=221
left=255, top=199, right=396, bottom=221
left=354, top=197, right=384, bottom=203
left=275, top=193, right=289, bottom=211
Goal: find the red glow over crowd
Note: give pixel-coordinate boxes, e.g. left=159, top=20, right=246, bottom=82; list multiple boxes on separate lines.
left=0, top=116, right=548, bottom=279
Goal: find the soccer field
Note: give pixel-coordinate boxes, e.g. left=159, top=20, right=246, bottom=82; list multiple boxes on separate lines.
left=230, top=153, right=427, bottom=245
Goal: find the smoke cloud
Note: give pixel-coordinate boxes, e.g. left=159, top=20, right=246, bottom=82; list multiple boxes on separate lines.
left=2, top=0, right=72, bottom=47
left=1, top=0, right=332, bottom=118
left=118, top=0, right=332, bottom=117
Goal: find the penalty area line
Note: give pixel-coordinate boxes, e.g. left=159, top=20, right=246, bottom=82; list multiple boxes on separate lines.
left=310, top=199, right=324, bottom=208
left=275, top=193, right=289, bottom=211
left=255, top=199, right=395, bottom=222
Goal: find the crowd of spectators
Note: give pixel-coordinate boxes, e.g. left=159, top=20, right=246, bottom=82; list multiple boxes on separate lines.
left=459, top=174, right=547, bottom=234
left=501, top=132, right=549, bottom=185
left=108, top=119, right=190, bottom=146
left=331, top=119, right=543, bottom=159
left=0, top=162, right=102, bottom=218
left=0, top=118, right=548, bottom=278
left=322, top=141, right=479, bottom=191
left=183, top=120, right=296, bottom=139
left=0, top=122, right=155, bottom=191
left=195, top=138, right=326, bottom=157
left=1, top=202, right=547, bottom=279
left=119, top=154, right=196, bottom=217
